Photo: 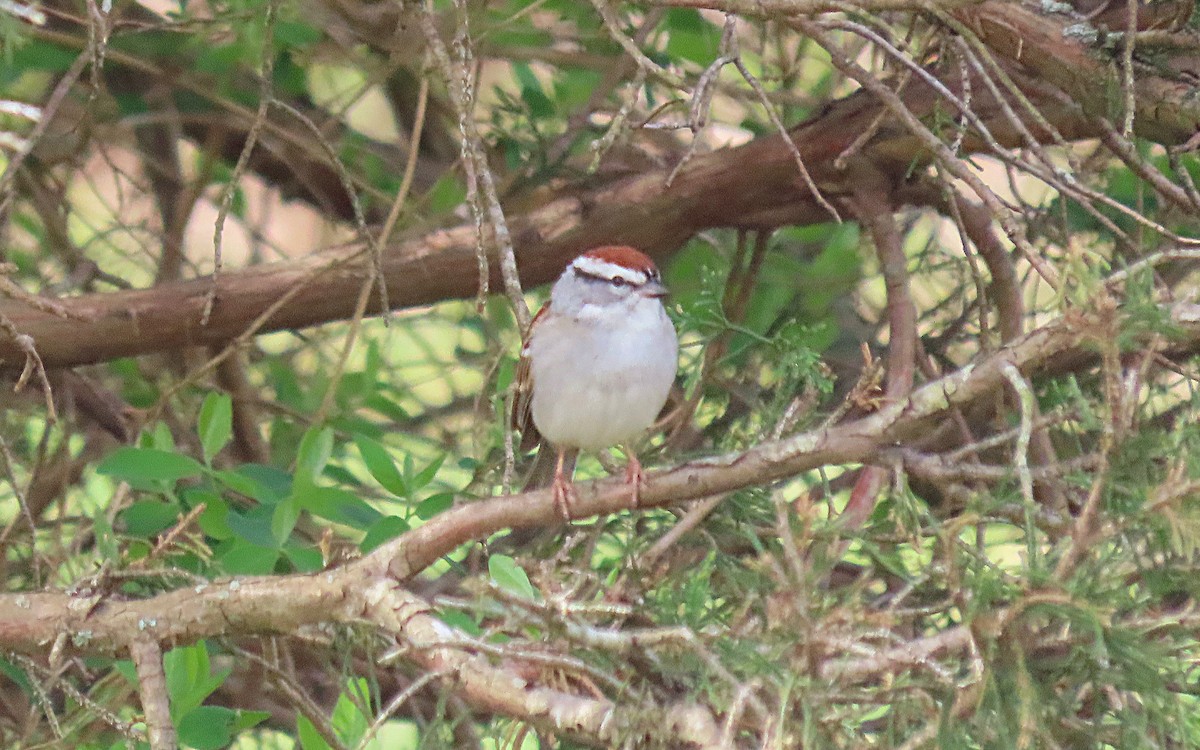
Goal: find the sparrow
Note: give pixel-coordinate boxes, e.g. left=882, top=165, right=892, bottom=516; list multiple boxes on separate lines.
left=514, top=246, right=679, bottom=519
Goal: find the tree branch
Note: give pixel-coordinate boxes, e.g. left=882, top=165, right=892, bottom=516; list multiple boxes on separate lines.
left=2, top=1, right=1195, bottom=369
left=5, top=301, right=1198, bottom=652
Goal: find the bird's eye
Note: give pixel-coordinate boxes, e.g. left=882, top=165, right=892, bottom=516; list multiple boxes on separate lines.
left=610, top=277, right=627, bottom=288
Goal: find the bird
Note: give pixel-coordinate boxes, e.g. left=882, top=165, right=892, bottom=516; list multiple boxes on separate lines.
left=514, top=246, right=679, bottom=520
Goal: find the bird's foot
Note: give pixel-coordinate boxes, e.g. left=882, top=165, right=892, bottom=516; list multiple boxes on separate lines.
left=623, top=452, right=644, bottom=510
left=551, top=473, right=579, bottom=521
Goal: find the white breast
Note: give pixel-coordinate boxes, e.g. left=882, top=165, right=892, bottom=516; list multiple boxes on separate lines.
left=528, top=299, right=678, bottom=451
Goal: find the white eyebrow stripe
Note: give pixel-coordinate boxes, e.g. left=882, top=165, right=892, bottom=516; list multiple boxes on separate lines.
left=572, top=256, right=647, bottom=284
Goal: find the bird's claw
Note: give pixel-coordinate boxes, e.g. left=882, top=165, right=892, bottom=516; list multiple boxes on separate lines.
left=623, top=454, right=644, bottom=510
left=552, top=474, right=578, bottom=521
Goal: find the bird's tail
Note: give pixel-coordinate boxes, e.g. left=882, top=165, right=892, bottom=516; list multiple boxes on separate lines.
left=489, top=446, right=579, bottom=553
left=522, top=445, right=578, bottom=492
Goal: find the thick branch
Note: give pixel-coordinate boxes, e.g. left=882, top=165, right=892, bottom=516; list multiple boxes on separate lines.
left=2, top=1, right=1196, bottom=369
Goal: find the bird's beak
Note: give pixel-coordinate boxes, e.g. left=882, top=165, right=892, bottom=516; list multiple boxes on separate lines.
left=641, top=279, right=669, bottom=299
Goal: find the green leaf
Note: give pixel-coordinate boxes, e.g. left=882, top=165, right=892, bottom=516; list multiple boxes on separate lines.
left=514, top=62, right=554, bottom=118
left=294, top=487, right=381, bottom=530
left=274, top=19, right=322, bottom=47
left=282, top=543, right=324, bottom=572
left=495, top=357, right=517, bottom=391
left=415, top=493, right=454, bottom=520
left=360, top=515, right=410, bottom=553
left=488, top=554, right=537, bottom=600
left=177, top=705, right=237, bottom=750
left=0, top=657, right=31, bottom=693
left=113, top=92, right=150, bottom=116
left=217, top=541, right=279, bottom=574
left=273, top=51, right=307, bottom=98
left=164, top=642, right=229, bottom=719
left=297, top=714, right=333, bottom=750
left=411, top=455, right=445, bottom=492
left=195, top=493, right=232, bottom=539
left=4, top=40, right=77, bottom=74
left=294, top=426, right=334, bottom=489
left=427, top=173, right=466, bottom=214
left=226, top=506, right=280, bottom=547
left=272, top=498, right=300, bottom=545
left=228, top=464, right=292, bottom=504
left=353, top=435, right=407, bottom=497
left=96, top=447, right=204, bottom=484
left=437, top=608, right=483, bottom=637
left=194, top=42, right=245, bottom=76
left=270, top=360, right=307, bottom=409
left=664, top=8, right=719, bottom=65
left=330, top=678, right=370, bottom=746
left=232, top=709, right=271, bottom=732
left=151, top=421, right=177, bottom=451
left=363, top=393, right=409, bottom=422
left=118, top=501, right=181, bottom=538
left=198, top=392, right=233, bottom=464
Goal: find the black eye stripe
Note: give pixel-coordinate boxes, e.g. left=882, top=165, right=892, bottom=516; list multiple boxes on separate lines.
left=573, top=267, right=641, bottom=287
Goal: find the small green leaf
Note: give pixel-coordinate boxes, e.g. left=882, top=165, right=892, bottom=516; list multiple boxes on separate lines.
left=177, top=705, right=237, bottom=750
left=272, top=498, right=300, bottom=545
left=295, top=426, right=334, bottom=489
left=363, top=393, right=409, bottom=422
left=438, top=608, right=483, bottom=637
left=295, top=487, right=382, bottom=530
left=233, top=709, right=271, bottom=732
left=97, top=447, right=204, bottom=484
left=496, top=358, right=517, bottom=391
left=515, top=62, right=555, bottom=119
left=297, top=714, right=333, bottom=750
left=274, top=19, right=322, bottom=47
left=164, top=642, right=229, bottom=719
left=5, top=40, right=77, bottom=74
left=151, top=422, right=176, bottom=451
left=226, top=506, right=279, bottom=547
left=0, top=657, right=31, bottom=693
left=427, top=173, right=466, bottom=214
left=488, top=554, right=536, bottom=600
left=415, top=493, right=454, bottom=520
left=330, top=678, right=370, bottom=745
left=360, top=516, right=410, bottom=553
left=282, top=543, right=323, bottom=572
left=411, top=455, right=445, bottom=492
left=354, top=435, right=407, bottom=497
left=118, top=501, right=180, bottom=538
left=194, top=42, right=244, bottom=76
left=197, top=496, right=233, bottom=540
left=198, top=392, right=233, bottom=464
left=218, top=541, right=279, bottom=574
left=228, top=464, right=292, bottom=504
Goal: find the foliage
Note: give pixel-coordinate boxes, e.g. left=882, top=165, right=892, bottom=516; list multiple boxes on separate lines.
left=2, top=0, right=1200, bottom=747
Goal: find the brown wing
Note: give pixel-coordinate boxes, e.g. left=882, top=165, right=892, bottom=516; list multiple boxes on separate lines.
left=512, top=304, right=548, bottom=452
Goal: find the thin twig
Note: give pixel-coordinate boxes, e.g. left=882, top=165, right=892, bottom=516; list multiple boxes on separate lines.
left=205, top=0, right=278, bottom=326
left=354, top=670, right=450, bottom=750
left=419, top=0, right=529, bottom=330
left=729, top=20, right=841, bottom=222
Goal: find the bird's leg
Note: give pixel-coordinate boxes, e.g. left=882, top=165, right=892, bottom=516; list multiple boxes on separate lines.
left=551, top=447, right=578, bottom=521
left=622, top=447, right=644, bottom=509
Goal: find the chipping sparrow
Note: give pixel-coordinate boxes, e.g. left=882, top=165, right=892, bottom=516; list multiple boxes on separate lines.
left=515, top=246, right=679, bottom=519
